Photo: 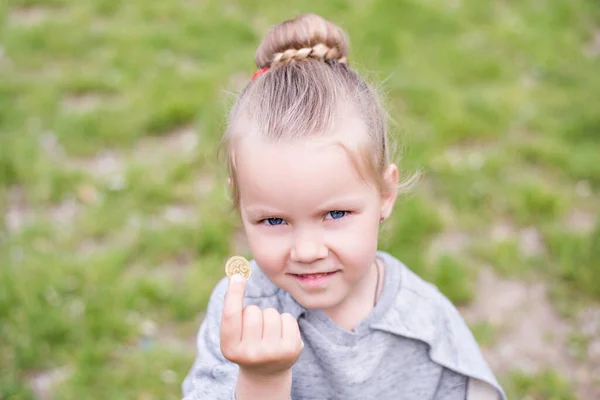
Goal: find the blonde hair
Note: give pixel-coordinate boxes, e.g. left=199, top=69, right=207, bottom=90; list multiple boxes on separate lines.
left=223, top=13, right=411, bottom=210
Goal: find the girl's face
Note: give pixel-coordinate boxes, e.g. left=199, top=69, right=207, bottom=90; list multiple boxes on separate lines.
left=235, top=124, right=398, bottom=321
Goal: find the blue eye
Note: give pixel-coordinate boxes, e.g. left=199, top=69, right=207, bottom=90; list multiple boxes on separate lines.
left=265, top=217, right=285, bottom=226
left=327, top=211, right=346, bottom=220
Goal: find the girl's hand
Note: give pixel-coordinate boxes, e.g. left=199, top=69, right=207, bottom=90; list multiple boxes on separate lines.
left=220, top=274, right=304, bottom=378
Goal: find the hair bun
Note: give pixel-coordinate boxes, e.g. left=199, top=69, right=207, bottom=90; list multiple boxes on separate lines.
left=255, top=14, right=350, bottom=68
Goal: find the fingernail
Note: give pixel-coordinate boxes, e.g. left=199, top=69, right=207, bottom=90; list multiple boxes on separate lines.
left=231, top=274, right=245, bottom=283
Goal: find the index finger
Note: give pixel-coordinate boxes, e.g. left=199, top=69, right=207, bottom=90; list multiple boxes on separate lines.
left=220, top=274, right=246, bottom=344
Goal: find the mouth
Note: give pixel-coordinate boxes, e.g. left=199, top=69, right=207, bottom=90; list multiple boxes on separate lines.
left=291, top=271, right=339, bottom=278
left=289, top=270, right=339, bottom=287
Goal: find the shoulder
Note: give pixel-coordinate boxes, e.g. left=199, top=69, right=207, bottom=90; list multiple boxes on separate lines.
left=375, top=252, right=471, bottom=347
left=377, top=251, right=465, bottom=331
left=375, top=251, right=506, bottom=400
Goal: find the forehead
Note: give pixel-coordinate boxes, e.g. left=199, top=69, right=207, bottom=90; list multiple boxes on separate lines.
left=235, top=135, right=376, bottom=212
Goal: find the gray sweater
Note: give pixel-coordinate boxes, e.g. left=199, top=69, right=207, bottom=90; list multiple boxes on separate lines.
left=182, top=251, right=506, bottom=400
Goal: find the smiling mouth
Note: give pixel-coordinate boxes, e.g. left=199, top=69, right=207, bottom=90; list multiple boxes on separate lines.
left=292, top=271, right=339, bottom=278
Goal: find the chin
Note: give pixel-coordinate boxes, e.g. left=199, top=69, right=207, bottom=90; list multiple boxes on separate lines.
left=292, top=293, right=341, bottom=311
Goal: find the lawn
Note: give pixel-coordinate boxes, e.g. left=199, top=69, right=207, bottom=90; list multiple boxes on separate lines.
left=1, top=0, right=599, bottom=399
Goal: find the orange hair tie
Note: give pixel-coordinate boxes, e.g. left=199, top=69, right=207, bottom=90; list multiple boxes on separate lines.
left=251, top=67, right=270, bottom=81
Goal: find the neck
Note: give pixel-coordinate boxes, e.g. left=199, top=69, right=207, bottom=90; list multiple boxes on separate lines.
left=324, top=259, right=383, bottom=331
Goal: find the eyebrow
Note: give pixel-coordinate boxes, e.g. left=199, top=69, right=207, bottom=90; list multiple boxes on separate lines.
left=316, top=195, right=365, bottom=210
left=244, top=196, right=365, bottom=219
left=243, top=206, right=288, bottom=219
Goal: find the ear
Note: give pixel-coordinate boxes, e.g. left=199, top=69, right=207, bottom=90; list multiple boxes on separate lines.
left=380, top=163, right=399, bottom=220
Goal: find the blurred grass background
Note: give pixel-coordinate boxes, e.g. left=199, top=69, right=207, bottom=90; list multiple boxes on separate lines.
left=1, top=0, right=599, bottom=399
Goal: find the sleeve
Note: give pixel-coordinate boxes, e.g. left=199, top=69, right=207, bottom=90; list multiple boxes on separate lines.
left=433, top=367, right=468, bottom=400
left=181, top=278, right=239, bottom=400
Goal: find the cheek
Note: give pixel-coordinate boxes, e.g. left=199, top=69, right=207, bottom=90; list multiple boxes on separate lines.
left=338, top=213, right=379, bottom=245
left=244, top=226, right=288, bottom=273
left=329, top=215, right=379, bottom=262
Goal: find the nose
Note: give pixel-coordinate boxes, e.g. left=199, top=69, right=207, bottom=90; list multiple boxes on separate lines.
left=290, top=227, right=328, bottom=263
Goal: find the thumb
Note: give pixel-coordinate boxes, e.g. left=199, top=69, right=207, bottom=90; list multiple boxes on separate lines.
left=220, top=274, right=247, bottom=344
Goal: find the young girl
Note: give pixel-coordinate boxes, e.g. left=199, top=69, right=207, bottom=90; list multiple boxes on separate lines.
left=182, top=13, right=506, bottom=400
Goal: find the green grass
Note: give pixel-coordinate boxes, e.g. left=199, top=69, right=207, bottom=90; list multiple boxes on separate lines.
left=469, top=321, right=497, bottom=347
left=1, top=0, right=599, bottom=398
left=502, top=369, right=577, bottom=400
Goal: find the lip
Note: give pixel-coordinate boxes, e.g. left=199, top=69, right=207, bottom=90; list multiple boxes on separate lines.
left=290, top=271, right=339, bottom=276
left=290, top=271, right=339, bottom=288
